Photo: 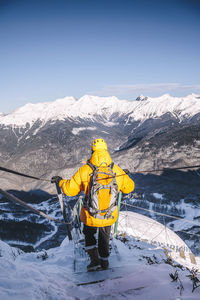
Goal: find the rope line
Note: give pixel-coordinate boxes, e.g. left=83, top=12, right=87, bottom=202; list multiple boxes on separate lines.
left=0, top=188, right=72, bottom=225
left=120, top=202, right=200, bottom=241
left=121, top=201, right=200, bottom=227
left=118, top=202, right=193, bottom=256
left=118, top=209, right=200, bottom=245
left=85, top=163, right=200, bottom=182
left=133, top=164, right=200, bottom=174
left=0, top=166, right=50, bottom=182
left=0, top=163, right=200, bottom=183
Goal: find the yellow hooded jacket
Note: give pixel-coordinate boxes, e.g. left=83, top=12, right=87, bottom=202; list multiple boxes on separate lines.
left=59, top=149, right=135, bottom=227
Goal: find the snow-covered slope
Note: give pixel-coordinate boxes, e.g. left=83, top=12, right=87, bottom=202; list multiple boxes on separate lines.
left=131, top=93, right=200, bottom=122
left=0, top=94, right=200, bottom=126
left=1, top=211, right=200, bottom=300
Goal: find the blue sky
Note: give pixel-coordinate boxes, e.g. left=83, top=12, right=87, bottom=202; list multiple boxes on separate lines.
left=0, top=0, right=200, bottom=113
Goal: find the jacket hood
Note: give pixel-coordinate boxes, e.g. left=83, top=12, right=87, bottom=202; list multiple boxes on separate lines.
left=89, top=150, right=112, bottom=167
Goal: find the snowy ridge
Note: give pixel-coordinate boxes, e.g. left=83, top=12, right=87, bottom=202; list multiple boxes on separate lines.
left=0, top=95, right=130, bottom=126
left=0, top=93, right=200, bottom=127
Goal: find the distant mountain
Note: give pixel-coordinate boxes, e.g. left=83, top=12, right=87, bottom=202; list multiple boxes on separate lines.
left=0, top=93, right=200, bottom=191
left=1, top=93, right=200, bottom=126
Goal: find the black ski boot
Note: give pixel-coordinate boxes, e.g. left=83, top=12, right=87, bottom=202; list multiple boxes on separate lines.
left=86, top=248, right=101, bottom=272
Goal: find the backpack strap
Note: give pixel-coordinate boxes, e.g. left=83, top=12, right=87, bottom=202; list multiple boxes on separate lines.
left=110, top=162, right=114, bottom=170
left=87, top=160, right=115, bottom=172
left=86, top=160, right=96, bottom=172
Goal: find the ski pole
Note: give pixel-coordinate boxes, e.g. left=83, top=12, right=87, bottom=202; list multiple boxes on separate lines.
left=113, top=191, right=122, bottom=237
left=55, top=182, right=72, bottom=240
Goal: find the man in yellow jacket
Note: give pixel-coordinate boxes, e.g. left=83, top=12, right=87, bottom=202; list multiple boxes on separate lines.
left=52, top=139, right=134, bottom=271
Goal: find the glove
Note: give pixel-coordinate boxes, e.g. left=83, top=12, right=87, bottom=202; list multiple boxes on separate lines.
left=123, top=169, right=130, bottom=175
left=51, top=176, right=63, bottom=185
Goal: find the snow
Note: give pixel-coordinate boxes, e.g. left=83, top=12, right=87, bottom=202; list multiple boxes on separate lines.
left=72, top=127, right=96, bottom=135
left=117, top=211, right=194, bottom=268
left=153, top=193, right=163, bottom=200
left=168, top=199, right=200, bottom=232
left=0, top=240, right=23, bottom=260
left=0, top=93, right=200, bottom=127
left=1, top=211, right=200, bottom=299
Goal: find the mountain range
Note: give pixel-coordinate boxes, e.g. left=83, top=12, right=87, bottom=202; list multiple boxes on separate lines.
left=0, top=93, right=200, bottom=191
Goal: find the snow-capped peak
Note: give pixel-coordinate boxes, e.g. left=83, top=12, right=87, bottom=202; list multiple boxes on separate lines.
left=0, top=93, right=200, bottom=127
left=136, top=95, right=149, bottom=101
left=79, top=94, right=119, bottom=102
left=0, top=95, right=130, bottom=127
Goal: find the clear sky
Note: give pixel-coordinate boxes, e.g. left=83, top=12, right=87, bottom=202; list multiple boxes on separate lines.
left=0, top=0, right=200, bottom=113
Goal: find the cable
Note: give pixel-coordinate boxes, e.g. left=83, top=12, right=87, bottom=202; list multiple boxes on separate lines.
left=0, top=188, right=72, bottom=225
left=1, top=163, right=200, bottom=183
left=0, top=166, right=50, bottom=182
left=120, top=202, right=200, bottom=241
left=88, top=163, right=200, bottom=181
left=133, top=164, right=200, bottom=174
left=117, top=202, right=197, bottom=257
left=121, top=201, right=200, bottom=227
